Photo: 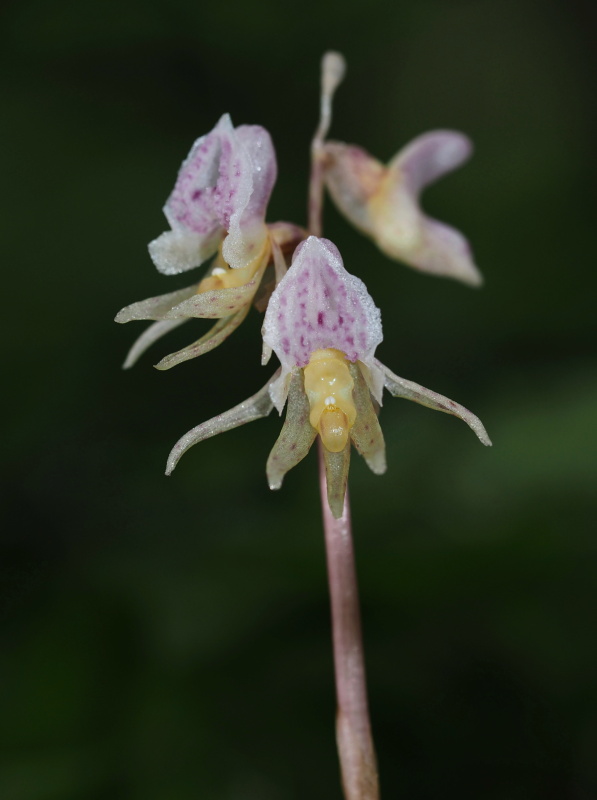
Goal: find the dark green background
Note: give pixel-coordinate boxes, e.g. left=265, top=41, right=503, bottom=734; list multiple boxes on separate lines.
left=2, top=0, right=596, bottom=797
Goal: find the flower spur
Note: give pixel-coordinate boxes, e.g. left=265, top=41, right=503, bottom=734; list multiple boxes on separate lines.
left=166, top=236, right=491, bottom=518
left=115, top=113, right=304, bottom=370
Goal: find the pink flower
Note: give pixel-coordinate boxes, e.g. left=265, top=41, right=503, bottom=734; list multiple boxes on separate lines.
left=115, top=114, right=304, bottom=370
left=323, top=131, right=482, bottom=286
left=166, top=237, right=491, bottom=517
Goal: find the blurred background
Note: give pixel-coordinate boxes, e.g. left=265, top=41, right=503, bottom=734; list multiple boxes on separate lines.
left=1, top=0, right=596, bottom=797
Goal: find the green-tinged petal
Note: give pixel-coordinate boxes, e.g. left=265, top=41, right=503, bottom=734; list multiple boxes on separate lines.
left=266, top=370, right=317, bottom=490
left=162, top=265, right=265, bottom=320
left=115, top=285, right=198, bottom=323
left=323, top=443, right=351, bottom=519
left=166, top=372, right=279, bottom=476
left=378, top=360, right=492, bottom=446
left=122, top=318, right=189, bottom=369
left=322, top=442, right=350, bottom=519
left=348, top=363, right=386, bottom=474
left=154, top=305, right=250, bottom=371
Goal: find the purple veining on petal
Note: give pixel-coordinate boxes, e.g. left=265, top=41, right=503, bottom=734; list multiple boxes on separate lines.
left=263, top=236, right=382, bottom=371
left=164, top=114, right=231, bottom=237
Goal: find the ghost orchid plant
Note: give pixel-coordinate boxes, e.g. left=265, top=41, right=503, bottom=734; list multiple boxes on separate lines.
left=117, top=51, right=491, bottom=800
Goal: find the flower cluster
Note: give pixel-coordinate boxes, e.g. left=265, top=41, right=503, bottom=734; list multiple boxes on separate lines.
left=117, top=55, right=490, bottom=518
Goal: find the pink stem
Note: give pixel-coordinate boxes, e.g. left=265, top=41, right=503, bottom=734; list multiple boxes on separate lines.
left=318, top=442, right=379, bottom=800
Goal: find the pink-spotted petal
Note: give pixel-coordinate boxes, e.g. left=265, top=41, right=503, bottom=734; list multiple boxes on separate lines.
left=165, top=371, right=279, bottom=476
left=115, top=284, right=198, bottom=323
left=221, top=125, right=277, bottom=270
left=378, top=360, right=492, bottom=446
left=262, top=236, right=382, bottom=377
left=150, top=115, right=232, bottom=275
left=122, top=318, right=188, bottom=369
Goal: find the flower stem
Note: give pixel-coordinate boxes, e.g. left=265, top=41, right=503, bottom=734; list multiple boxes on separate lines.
left=309, top=51, right=379, bottom=800
left=309, top=51, right=346, bottom=236
left=318, top=441, right=379, bottom=800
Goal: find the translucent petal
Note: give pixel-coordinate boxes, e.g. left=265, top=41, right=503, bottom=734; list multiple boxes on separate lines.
left=378, top=360, right=492, bottom=446
left=165, top=372, right=279, bottom=475
left=266, top=370, right=317, bottom=490
left=115, top=284, right=198, bottom=323
left=222, top=125, right=277, bottom=270
left=154, top=305, right=250, bottom=371
left=122, top=318, right=188, bottom=369
left=148, top=229, right=222, bottom=276
left=323, top=142, right=385, bottom=234
left=262, top=236, right=383, bottom=375
left=348, top=363, right=386, bottom=474
left=323, top=443, right=351, bottom=519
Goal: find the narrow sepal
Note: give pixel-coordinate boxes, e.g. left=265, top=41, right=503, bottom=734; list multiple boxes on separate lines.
left=323, top=443, right=351, bottom=519
left=122, top=318, right=188, bottom=369
left=266, top=370, right=317, bottom=490
left=165, top=372, right=279, bottom=475
left=115, top=284, right=198, bottom=323
left=348, top=362, right=386, bottom=474
left=154, top=305, right=250, bottom=371
left=379, top=360, right=492, bottom=446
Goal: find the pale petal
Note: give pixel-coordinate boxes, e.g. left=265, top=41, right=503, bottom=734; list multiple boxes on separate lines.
left=122, top=318, right=188, bottom=369
left=348, top=363, right=386, bottom=474
left=389, top=131, right=472, bottom=193
left=150, top=115, right=278, bottom=275
left=325, top=132, right=482, bottom=286
left=222, top=125, right=277, bottom=270
left=323, top=142, right=385, bottom=235
left=154, top=306, right=250, bottom=371
left=323, top=444, right=351, bottom=519
left=266, top=370, right=317, bottom=490
left=148, top=229, right=222, bottom=276
left=400, top=216, right=482, bottom=286
left=378, top=360, right=492, bottom=446
left=165, top=372, right=279, bottom=475
left=262, top=236, right=383, bottom=376
left=115, top=284, right=198, bottom=323
left=162, top=264, right=265, bottom=320
left=151, top=115, right=233, bottom=275
left=371, top=181, right=482, bottom=286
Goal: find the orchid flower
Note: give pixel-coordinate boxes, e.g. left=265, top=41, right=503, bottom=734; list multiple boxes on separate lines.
left=115, top=113, right=305, bottom=370
left=166, top=236, right=491, bottom=518
left=323, top=131, right=482, bottom=287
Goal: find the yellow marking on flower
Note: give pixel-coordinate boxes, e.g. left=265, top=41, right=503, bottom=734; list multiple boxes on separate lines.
left=303, top=349, right=357, bottom=453
left=196, top=237, right=271, bottom=294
